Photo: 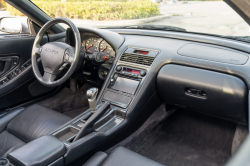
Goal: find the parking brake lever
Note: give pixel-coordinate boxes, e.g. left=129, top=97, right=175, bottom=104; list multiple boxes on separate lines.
left=73, top=102, right=110, bottom=142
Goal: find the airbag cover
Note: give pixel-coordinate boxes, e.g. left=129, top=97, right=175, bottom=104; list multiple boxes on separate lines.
left=178, top=44, right=249, bottom=65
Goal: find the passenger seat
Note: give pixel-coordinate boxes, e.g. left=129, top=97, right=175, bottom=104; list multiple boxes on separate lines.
left=83, top=146, right=165, bottom=166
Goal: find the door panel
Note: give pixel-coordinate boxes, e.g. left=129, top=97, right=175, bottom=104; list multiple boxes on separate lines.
left=0, top=32, right=66, bottom=111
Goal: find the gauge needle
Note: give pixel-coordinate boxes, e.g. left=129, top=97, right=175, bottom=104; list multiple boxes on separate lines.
left=86, top=44, right=93, bottom=50
left=101, top=46, right=107, bottom=52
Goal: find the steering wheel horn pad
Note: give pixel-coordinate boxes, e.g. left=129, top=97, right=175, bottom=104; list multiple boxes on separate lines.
left=31, top=17, right=81, bottom=87
left=40, top=42, right=71, bottom=74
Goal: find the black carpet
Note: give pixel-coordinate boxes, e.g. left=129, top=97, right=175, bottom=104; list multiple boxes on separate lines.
left=39, top=83, right=93, bottom=118
left=106, top=104, right=176, bottom=154
left=135, top=110, right=236, bottom=166
left=63, top=106, right=89, bottom=118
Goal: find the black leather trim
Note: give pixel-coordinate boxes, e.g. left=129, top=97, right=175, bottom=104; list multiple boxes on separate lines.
left=0, top=107, right=24, bottom=133
left=0, top=131, right=25, bottom=158
left=102, top=147, right=164, bottom=166
left=8, top=135, right=65, bottom=166
left=83, top=152, right=108, bottom=166
left=48, top=157, right=64, bottom=166
left=7, top=104, right=71, bottom=142
left=83, top=147, right=164, bottom=166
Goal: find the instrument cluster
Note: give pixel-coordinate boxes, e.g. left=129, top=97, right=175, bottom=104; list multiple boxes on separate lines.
left=81, top=32, right=116, bottom=58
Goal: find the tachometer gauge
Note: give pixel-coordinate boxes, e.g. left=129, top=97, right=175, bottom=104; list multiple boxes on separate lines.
left=85, top=37, right=99, bottom=53
left=99, top=40, right=115, bottom=57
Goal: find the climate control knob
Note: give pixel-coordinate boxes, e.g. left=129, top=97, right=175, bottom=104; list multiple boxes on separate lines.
left=116, top=66, right=122, bottom=71
left=140, top=70, right=147, bottom=77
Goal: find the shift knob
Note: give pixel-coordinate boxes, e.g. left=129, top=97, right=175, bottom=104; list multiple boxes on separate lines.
left=86, top=88, right=98, bottom=111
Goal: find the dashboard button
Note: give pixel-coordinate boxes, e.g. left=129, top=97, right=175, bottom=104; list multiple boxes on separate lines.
left=14, top=68, right=22, bottom=75
left=140, top=70, right=147, bottom=77
left=116, top=66, right=122, bottom=71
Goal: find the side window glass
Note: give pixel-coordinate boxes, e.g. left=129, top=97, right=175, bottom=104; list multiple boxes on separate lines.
left=0, top=0, right=29, bottom=35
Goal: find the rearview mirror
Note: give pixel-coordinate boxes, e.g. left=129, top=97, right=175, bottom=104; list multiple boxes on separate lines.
left=0, top=17, right=22, bottom=33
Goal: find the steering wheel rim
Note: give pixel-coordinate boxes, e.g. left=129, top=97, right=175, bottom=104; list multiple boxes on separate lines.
left=31, top=17, right=81, bottom=87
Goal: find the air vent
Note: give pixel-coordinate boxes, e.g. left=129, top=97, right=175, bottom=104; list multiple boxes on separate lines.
left=120, top=53, right=155, bottom=66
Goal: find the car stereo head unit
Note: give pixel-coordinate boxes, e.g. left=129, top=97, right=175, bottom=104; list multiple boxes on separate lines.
left=116, top=66, right=147, bottom=78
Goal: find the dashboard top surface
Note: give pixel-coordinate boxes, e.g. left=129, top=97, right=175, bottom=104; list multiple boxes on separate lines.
left=70, top=27, right=250, bottom=89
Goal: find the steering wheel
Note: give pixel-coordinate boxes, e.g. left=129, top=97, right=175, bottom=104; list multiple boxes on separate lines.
left=31, top=17, right=81, bottom=87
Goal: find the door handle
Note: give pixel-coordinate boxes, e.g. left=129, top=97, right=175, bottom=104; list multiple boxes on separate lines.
left=0, top=58, right=12, bottom=75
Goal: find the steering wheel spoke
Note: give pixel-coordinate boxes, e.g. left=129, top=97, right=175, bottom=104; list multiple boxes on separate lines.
left=42, top=72, right=56, bottom=83
left=33, top=44, right=42, bottom=57
left=64, top=46, right=75, bottom=64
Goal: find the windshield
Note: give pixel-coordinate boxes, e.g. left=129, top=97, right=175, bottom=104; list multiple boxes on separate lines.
left=6, top=0, right=250, bottom=40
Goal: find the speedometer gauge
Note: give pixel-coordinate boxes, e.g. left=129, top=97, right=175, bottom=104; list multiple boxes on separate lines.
left=85, top=37, right=99, bottom=53
left=99, top=40, right=115, bottom=57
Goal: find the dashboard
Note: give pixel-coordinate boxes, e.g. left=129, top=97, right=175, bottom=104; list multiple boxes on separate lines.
left=66, top=27, right=250, bottom=126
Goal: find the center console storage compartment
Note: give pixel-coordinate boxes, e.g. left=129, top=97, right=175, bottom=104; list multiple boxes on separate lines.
left=54, top=126, right=80, bottom=141
left=157, top=64, right=248, bottom=124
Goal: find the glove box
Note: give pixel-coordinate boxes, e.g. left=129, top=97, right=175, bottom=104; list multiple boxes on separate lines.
left=157, top=64, right=248, bottom=124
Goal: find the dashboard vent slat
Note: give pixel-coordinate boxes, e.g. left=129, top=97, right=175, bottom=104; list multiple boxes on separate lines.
left=120, top=53, right=155, bottom=66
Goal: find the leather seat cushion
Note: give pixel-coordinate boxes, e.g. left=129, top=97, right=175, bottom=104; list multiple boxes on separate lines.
left=6, top=104, right=71, bottom=142
left=83, top=146, right=165, bottom=166
left=0, top=131, right=25, bottom=158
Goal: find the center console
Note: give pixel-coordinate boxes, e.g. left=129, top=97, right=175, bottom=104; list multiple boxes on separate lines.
left=102, top=66, right=146, bottom=108
left=49, top=46, right=158, bottom=144
left=7, top=46, right=159, bottom=166
left=102, top=47, right=158, bottom=108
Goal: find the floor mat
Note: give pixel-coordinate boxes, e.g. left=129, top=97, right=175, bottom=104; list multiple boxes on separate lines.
left=39, top=83, right=93, bottom=117
left=106, top=104, right=176, bottom=154
left=136, top=110, right=236, bottom=166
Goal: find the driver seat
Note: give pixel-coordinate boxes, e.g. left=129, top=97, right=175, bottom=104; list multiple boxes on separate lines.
left=0, top=104, right=71, bottom=158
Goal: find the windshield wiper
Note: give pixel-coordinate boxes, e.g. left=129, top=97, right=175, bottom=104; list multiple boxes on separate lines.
left=100, top=25, right=186, bottom=32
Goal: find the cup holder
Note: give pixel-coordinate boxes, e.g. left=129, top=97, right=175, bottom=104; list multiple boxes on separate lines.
left=0, top=158, right=9, bottom=166
left=53, top=126, right=79, bottom=141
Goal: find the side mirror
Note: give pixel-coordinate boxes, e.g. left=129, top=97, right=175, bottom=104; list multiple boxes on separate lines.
left=0, top=17, right=22, bottom=33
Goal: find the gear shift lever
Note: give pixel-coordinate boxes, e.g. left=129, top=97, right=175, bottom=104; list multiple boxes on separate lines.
left=86, top=88, right=98, bottom=111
